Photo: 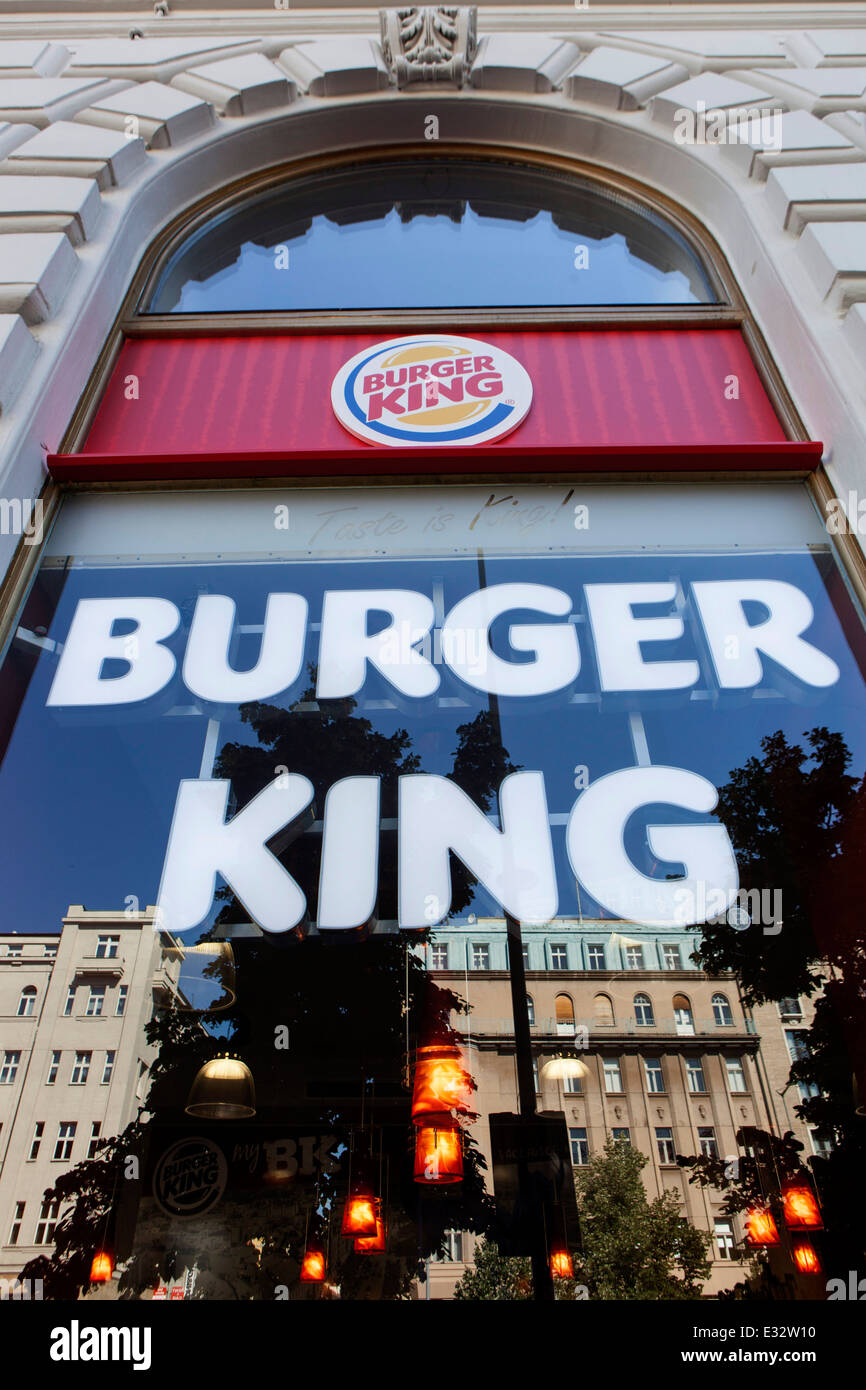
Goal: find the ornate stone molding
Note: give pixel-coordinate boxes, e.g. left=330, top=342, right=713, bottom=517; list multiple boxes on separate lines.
left=379, top=6, right=477, bottom=88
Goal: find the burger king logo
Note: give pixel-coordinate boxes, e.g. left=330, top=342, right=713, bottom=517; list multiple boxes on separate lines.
left=331, top=334, right=532, bottom=447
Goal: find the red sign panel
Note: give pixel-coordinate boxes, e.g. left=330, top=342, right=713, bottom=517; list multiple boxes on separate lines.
left=49, top=328, right=819, bottom=482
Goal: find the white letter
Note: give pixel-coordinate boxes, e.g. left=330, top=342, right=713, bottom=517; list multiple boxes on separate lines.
left=585, top=583, right=699, bottom=691
left=317, top=589, right=438, bottom=699
left=566, top=766, right=738, bottom=927
left=183, top=593, right=307, bottom=704
left=317, top=777, right=380, bottom=930
left=47, top=598, right=179, bottom=707
left=442, top=583, right=579, bottom=695
left=50, top=1328, right=69, bottom=1362
left=156, top=777, right=313, bottom=935
left=398, top=772, right=557, bottom=927
left=692, top=580, right=840, bottom=688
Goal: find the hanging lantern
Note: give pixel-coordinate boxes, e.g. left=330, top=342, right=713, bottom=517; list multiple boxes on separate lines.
left=185, top=1056, right=256, bottom=1119
left=413, top=1123, right=464, bottom=1184
left=782, top=1184, right=823, bottom=1230
left=300, top=1249, right=326, bottom=1282
left=541, top=1054, right=589, bottom=1082
left=745, top=1207, right=780, bottom=1246
left=90, top=1250, right=113, bottom=1283
left=411, top=1044, right=472, bottom=1122
left=550, top=1250, right=574, bottom=1279
left=341, top=1190, right=379, bottom=1237
left=792, top=1239, right=822, bottom=1275
left=355, top=1208, right=386, bottom=1253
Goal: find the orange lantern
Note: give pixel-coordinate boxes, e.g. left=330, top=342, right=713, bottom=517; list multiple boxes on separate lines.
left=413, top=1123, right=464, bottom=1184
left=745, top=1208, right=780, bottom=1246
left=782, top=1184, right=823, bottom=1230
left=355, top=1209, right=386, bottom=1253
left=411, top=1044, right=472, bottom=1122
left=550, top=1250, right=574, bottom=1279
left=792, top=1239, right=822, bottom=1275
left=90, top=1250, right=113, bottom=1283
left=300, top=1249, right=326, bottom=1282
left=341, top=1191, right=379, bottom=1237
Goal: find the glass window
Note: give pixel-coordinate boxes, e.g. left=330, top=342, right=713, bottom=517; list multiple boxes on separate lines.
left=712, top=994, right=734, bottom=1027
left=799, top=1081, right=820, bottom=1101
left=28, top=1122, right=44, bottom=1161
left=53, top=1122, right=76, bottom=1162
left=778, top=997, right=803, bottom=1020
left=569, top=1127, right=589, bottom=1166
left=786, top=1029, right=811, bottom=1062
left=63, top=986, right=75, bottom=1017
left=563, top=1074, right=582, bottom=1094
left=102, top=1051, right=115, bottom=1085
left=532, top=1058, right=540, bottom=1093
left=611, top=1127, right=631, bottom=1145
left=661, top=943, right=682, bottom=970
left=593, top=994, right=615, bottom=1027
left=625, top=946, right=644, bottom=970
left=726, top=1058, right=747, bottom=1094
left=9, top=1201, right=25, bottom=1246
left=555, top=993, right=575, bottom=1034
left=522, top=945, right=530, bottom=970
left=44, top=943, right=57, bottom=958
left=526, top=996, right=535, bottom=1026
left=715, top=1220, right=735, bottom=1260
left=603, top=1059, right=623, bottom=1093
left=586, top=944, right=605, bottom=971
left=698, top=1126, right=718, bottom=1158
left=550, top=944, right=568, bottom=971
left=145, top=159, right=718, bottom=314
left=645, top=1058, right=665, bottom=1093
left=1, top=1050, right=21, bottom=1084
left=16, top=985, right=37, bottom=1017
left=634, top=992, right=655, bottom=1026
left=86, top=985, right=106, bottom=1017
left=432, top=1229, right=463, bottom=1263
left=95, top=935, right=119, bottom=959
left=686, top=1058, right=707, bottom=1093
left=471, top=944, right=489, bottom=971
left=116, top=985, right=128, bottom=1017
left=6, top=943, right=22, bottom=958
left=70, top=1050, right=91, bottom=1085
left=88, top=1121, right=102, bottom=1159
left=810, top=1130, right=833, bottom=1157
left=46, top=1050, right=61, bottom=1084
left=430, top=943, right=448, bottom=970
left=673, top=994, right=694, bottom=1036
left=34, top=1198, right=61, bottom=1246
left=655, top=1128, right=676, bottom=1165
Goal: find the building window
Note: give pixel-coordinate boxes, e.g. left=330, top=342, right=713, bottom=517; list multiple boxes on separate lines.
left=532, top=1058, right=540, bottom=1092
left=471, top=944, right=489, bottom=971
left=63, top=986, right=76, bottom=1017
left=526, top=996, right=535, bottom=1026
left=6, top=943, right=22, bottom=958
left=563, top=1074, right=582, bottom=1094
left=70, top=1051, right=91, bottom=1085
left=550, top=944, right=567, bottom=971
left=28, top=1122, right=44, bottom=1161
left=47, top=1050, right=61, bottom=1084
left=644, top=1058, right=665, bottom=1093
left=810, top=1130, right=834, bottom=1157
left=712, top=993, right=734, bottom=1027
left=522, top=945, right=530, bottom=970
left=603, top=1059, right=623, bottom=1093
left=612, top=1128, right=631, bottom=1144
left=44, top=943, right=57, bottom=958
left=625, top=945, right=644, bottom=970
left=95, top=935, right=119, bottom=959
left=725, top=1058, right=747, bottom=1094
left=569, top=1127, right=590, bottom=1165
left=593, top=993, right=615, bottom=1027
left=673, top=994, right=695, bottom=1036
left=685, top=1058, right=707, bottom=1093
left=634, top=992, right=655, bottom=1026
left=715, top=1220, right=735, bottom=1260
left=53, top=1121, right=76, bottom=1161
left=655, top=1127, right=676, bottom=1165
left=799, top=1081, right=820, bottom=1101
left=1, top=1050, right=21, bottom=1084
left=86, top=985, right=106, bottom=1016
left=432, top=1229, right=463, bottom=1263
left=785, top=1029, right=811, bottom=1062
left=661, top=943, right=682, bottom=970
left=778, top=997, right=803, bottom=1020
left=88, top=1122, right=102, bottom=1159
left=116, top=984, right=128, bottom=1016
left=698, top=1126, right=718, bottom=1158
left=586, top=944, right=605, bottom=971
left=555, top=994, right=576, bottom=1035
left=102, top=1051, right=116, bottom=1085
left=17, top=985, right=37, bottom=1017
left=430, top=943, right=448, bottom=970
left=34, top=1198, right=61, bottom=1245
left=9, top=1202, right=25, bottom=1246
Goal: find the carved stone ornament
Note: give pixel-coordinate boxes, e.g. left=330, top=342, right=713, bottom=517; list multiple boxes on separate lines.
left=380, top=7, right=478, bottom=87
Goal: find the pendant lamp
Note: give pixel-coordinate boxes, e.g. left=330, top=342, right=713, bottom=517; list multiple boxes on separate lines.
left=185, top=1055, right=256, bottom=1119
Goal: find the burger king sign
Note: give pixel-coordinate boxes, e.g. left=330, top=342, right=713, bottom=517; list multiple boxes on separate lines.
left=331, top=334, right=533, bottom=447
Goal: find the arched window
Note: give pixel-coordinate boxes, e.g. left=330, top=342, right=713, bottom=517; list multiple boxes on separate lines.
left=634, top=992, right=654, bottom=1027
left=593, top=993, right=615, bottom=1027
left=713, top=993, right=734, bottom=1027
left=526, top=995, right=535, bottom=1027
left=555, top=994, right=576, bottom=1036
left=673, top=993, right=695, bottom=1036
left=17, top=986, right=37, bottom=1018
left=143, top=157, right=718, bottom=315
